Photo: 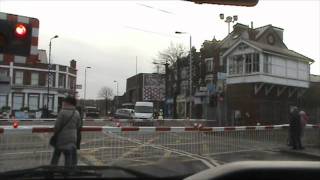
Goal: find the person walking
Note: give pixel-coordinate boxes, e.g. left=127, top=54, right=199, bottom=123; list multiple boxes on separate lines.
left=299, top=110, right=308, bottom=138
left=50, top=96, right=81, bottom=167
left=289, top=106, right=303, bottom=150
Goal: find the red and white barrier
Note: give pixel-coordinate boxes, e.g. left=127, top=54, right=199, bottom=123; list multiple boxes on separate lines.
left=1, top=123, right=319, bottom=173
left=1, top=124, right=319, bottom=134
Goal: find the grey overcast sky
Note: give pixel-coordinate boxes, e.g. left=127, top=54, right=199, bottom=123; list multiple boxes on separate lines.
left=0, top=0, right=319, bottom=99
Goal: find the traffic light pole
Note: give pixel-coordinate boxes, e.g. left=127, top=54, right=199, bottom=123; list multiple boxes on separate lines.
left=189, top=35, right=192, bottom=119
left=46, top=40, right=52, bottom=118
left=164, top=61, right=169, bottom=116
left=46, top=35, right=58, bottom=117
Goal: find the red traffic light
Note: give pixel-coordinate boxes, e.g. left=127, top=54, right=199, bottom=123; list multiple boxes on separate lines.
left=15, top=24, right=27, bottom=38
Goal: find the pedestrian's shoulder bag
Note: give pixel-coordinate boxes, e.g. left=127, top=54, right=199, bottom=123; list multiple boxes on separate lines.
left=76, top=117, right=83, bottom=150
left=50, top=110, right=75, bottom=147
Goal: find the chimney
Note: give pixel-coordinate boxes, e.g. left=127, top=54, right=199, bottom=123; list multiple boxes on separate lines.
left=70, top=59, right=76, bottom=69
left=249, top=22, right=256, bottom=40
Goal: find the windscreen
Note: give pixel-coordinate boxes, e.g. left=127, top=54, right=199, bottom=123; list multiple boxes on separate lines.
left=135, top=106, right=154, bottom=113
left=0, top=0, right=319, bottom=178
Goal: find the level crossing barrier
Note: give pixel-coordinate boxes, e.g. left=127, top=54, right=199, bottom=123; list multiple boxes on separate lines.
left=0, top=124, right=319, bottom=172
left=0, top=118, right=217, bottom=127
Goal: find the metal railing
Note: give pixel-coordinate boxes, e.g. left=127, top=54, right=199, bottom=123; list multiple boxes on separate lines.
left=0, top=124, right=319, bottom=172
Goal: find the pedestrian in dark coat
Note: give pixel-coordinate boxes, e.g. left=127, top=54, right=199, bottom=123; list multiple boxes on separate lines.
left=289, top=107, right=304, bottom=150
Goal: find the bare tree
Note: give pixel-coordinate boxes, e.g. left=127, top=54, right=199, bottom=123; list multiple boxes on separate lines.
left=98, top=86, right=114, bottom=100
left=153, top=42, right=187, bottom=73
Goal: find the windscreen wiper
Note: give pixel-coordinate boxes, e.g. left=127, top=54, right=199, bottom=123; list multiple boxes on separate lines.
left=0, top=166, right=102, bottom=179
left=0, top=165, right=156, bottom=179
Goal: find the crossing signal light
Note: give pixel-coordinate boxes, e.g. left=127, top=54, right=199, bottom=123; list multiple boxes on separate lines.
left=15, top=24, right=28, bottom=38
left=0, top=20, right=32, bottom=56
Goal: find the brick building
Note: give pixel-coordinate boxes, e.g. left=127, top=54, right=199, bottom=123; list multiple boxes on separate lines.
left=126, top=73, right=165, bottom=112
left=0, top=54, right=77, bottom=116
left=220, top=23, right=314, bottom=125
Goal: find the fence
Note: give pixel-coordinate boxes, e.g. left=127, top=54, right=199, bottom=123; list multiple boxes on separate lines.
left=0, top=124, right=319, bottom=172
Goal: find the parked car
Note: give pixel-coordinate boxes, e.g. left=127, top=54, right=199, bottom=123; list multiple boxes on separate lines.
left=114, top=108, right=134, bottom=119
left=85, top=106, right=100, bottom=118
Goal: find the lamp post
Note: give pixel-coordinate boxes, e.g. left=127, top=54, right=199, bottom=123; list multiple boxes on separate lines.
left=84, top=66, right=91, bottom=108
left=113, top=80, right=119, bottom=108
left=219, top=13, right=238, bottom=34
left=46, top=35, right=58, bottom=117
left=175, top=31, right=192, bottom=119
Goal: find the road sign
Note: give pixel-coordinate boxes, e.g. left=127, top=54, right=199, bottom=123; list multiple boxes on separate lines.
left=199, top=86, right=207, bottom=92
left=76, top=84, right=82, bottom=89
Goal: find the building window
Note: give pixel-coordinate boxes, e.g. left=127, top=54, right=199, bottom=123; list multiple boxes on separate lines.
left=15, top=71, right=23, bottom=85
left=0, top=95, right=7, bottom=109
left=28, top=94, right=39, bottom=111
left=0, top=69, right=8, bottom=77
left=31, top=73, right=39, bottom=85
left=245, top=54, right=252, bottom=73
left=229, top=55, right=243, bottom=75
left=59, top=74, right=66, bottom=88
left=205, top=58, right=214, bottom=73
left=236, top=55, right=243, bottom=74
left=229, top=58, right=234, bottom=75
left=43, top=94, right=54, bottom=111
left=263, top=54, right=271, bottom=73
left=12, top=93, right=24, bottom=110
left=244, top=53, right=260, bottom=74
left=253, top=53, right=260, bottom=72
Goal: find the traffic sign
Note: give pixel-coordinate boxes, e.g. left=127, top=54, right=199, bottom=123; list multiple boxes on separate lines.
left=76, top=84, right=82, bottom=89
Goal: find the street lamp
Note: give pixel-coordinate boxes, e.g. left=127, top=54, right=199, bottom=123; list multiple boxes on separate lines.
left=219, top=13, right=238, bottom=34
left=46, top=35, right=58, bottom=117
left=113, top=80, right=119, bottom=108
left=84, top=66, right=91, bottom=108
left=113, top=80, right=119, bottom=97
left=175, top=31, right=192, bottom=119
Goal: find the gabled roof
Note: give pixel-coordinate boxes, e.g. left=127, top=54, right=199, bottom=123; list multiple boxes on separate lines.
left=254, top=24, right=284, bottom=39
left=219, top=23, right=287, bottom=50
left=246, top=40, right=314, bottom=63
left=254, top=25, right=271, bottom=39
left=222, top=39, right=314, bottom=63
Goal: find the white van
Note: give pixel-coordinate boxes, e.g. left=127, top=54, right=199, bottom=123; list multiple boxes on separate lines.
left=134, top=102, right=154, bottom=119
